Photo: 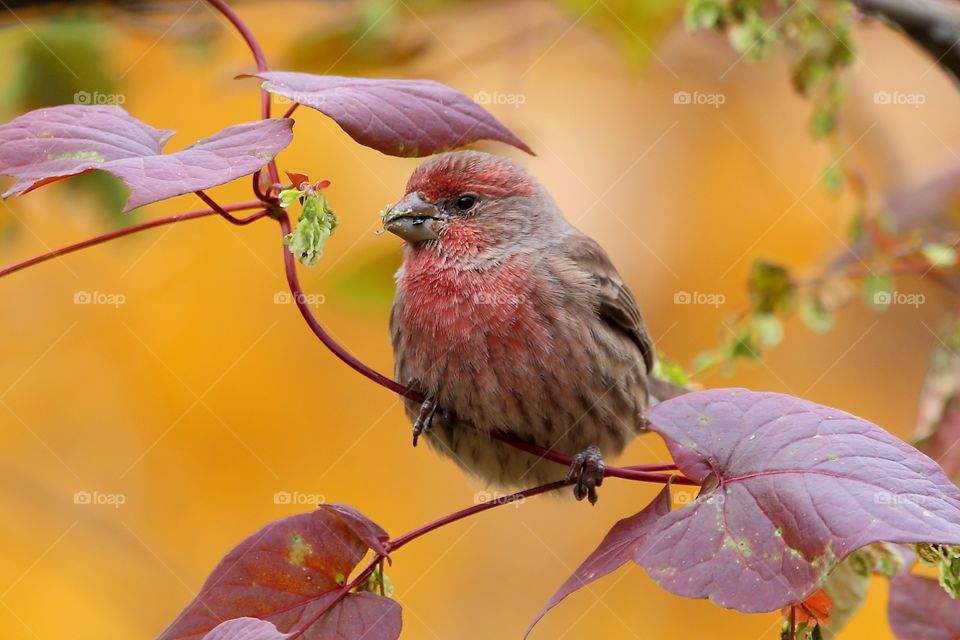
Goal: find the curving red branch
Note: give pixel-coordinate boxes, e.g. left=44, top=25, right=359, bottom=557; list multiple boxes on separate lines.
left=204, top=0, right=279, bottom=184
left=0, top=201, right=266, bottom=279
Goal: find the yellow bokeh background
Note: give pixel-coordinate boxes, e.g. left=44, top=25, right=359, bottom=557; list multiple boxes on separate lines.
left=0, top=2, right=958, bottom=638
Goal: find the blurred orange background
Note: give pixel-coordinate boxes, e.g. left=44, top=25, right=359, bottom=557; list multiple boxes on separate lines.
left=0, top=1, right=959, bottom=638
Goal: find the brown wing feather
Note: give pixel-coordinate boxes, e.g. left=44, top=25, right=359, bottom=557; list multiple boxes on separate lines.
left=563, top=232, right=655, bottom=373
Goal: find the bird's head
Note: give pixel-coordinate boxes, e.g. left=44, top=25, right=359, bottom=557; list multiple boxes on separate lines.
left=382, top=151, right=558, bottom=257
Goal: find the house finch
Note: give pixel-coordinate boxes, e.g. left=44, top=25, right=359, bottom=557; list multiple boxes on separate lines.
left=384, top=151, right=664, bottom=503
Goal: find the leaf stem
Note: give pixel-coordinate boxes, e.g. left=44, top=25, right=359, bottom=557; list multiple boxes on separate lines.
left=204, top=0, right=268, bottom=73
left=0, top=201, right=265, bottom=279
left=285, top=553, right=388, bottom=640
left=194, top=190, right=269, bottom=226
left=789, top=605, right=796, bottom=640
left=386, top=480, right=572, bottom=553
left=203, top=0, right=280, bottom=183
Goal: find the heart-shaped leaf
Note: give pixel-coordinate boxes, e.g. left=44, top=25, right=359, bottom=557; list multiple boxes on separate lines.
left=525, top=485, right=670, bottom=637
left=889, top=572, right=960, bottom=640
left=240, top=71, right=532, bottom=157
left=636, top=388, right=960, bottom=612
left=159, top=505, right=400, bottom=640
left=0, top=105, right=292, bottom=211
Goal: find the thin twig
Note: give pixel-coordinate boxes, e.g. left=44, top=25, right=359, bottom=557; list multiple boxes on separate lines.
left=194, top=190, right=269, bottom=226
left=0, top=201, right=265, bottom=279
left=386, top=480, right=572, bottom=552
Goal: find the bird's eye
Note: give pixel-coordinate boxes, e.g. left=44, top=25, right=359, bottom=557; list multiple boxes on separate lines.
left=454, top=193, right=478, bottom=211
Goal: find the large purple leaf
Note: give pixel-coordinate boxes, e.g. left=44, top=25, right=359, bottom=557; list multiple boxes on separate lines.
left=636, top=388, right=960, bottom=613
left=889, top=572, right=960, bottom=640
left=159, top=508, right=400, bottom=640
left=525, top=485, right=670, bottom=638
left=240, top=71, right=532, bottom=157
left=0, top=105, right=292, bottom=211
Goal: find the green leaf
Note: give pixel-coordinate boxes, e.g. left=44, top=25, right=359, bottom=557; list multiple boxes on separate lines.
left=809, top=100, right=837, bottom=139
left=283, top=190, right=338, bottom=267
left=684, top=0, right=726, bottom=32
left=862, top=273, right=893, bottom=310
left=748, top=259, right=796, bottom=314
left=922, top=242, right=958, bottom=268
left=729, top=11, right=776, bottom=61
left=916, top=543, right=960, bottom=598
left=821, top=159, right=843, bottom=194
left=278, top=187, right=302, bottom=209
left=652, top=354, right=692, bottom=387
left=752, top=313, right=784, bottom=349
left=800, top=294, right=834, bottom=334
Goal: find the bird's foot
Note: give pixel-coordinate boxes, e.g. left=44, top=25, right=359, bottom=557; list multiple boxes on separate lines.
left=412, top=396, right=438, bottom=447
left=565, top=445, right=605, bottom=505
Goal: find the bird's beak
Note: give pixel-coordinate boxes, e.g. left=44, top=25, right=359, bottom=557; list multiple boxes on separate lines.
left=382, top=192, right=442, bottom=243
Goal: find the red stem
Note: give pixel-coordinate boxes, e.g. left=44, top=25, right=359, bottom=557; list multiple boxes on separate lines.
left=788, top=605, right=796, bottom=640
left=203, top=0, right=280, bottom=184
left=194, top=190, right=268, bottom=226
left=204, top=0, right=268, bottom=72
left=0, top=201, right=265, bottom=279
left=276, top=211, right=697, bottom=487
left=286, top=553, right=386, bottom=640
left=278, top=211, right=410, bottom=394
left=386, top=480, right=571, bottom=552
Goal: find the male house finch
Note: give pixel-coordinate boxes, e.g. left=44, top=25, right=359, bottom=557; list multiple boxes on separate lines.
left=384, top=151, right=662, bottom=503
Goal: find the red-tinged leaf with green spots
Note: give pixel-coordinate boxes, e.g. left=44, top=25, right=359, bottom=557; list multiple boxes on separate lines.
left=635, top=388, right=960, bottom=613
left=889, top=572, right=960, bottom=640
left=204, top=618, right=291, bottom=639
left=0, top=105, right=292, bottom=211
left=158, top=508, right=400, bottom=640
left=239, top=71, right=533, bottom=157
left=317, top=503, right=390, bottom=558
left=525, top=485, right=671, bottom=638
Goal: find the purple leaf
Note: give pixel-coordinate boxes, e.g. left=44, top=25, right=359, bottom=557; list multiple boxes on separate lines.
left=204, top=618, right=291, bottom=640
left=159, top=508, right=399, bottom=640
left=525, top=485, right=671, bottom=638
left=636, top=388, right=960, bottom=613
left=889, top=573, right=960, bottom=640
left=240, top=71, right=533, bottom=157
left=317, top=503, right=391, bottom=558
left=0, top=105, right=292, bottom=211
